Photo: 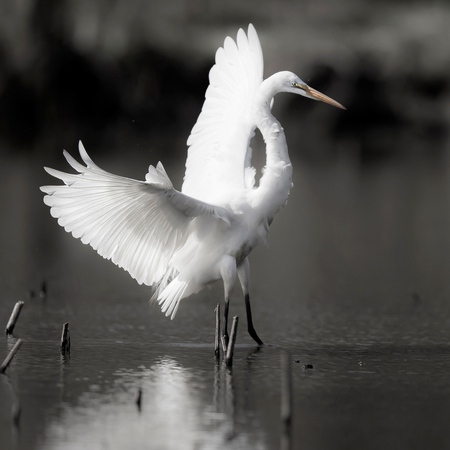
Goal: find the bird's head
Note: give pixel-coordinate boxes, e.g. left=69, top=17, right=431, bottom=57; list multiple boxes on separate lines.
left=275, top=71, right=346, bottom=110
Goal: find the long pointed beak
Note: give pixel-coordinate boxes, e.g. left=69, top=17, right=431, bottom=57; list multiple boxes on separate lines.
left=301, top=84, right=346, bottom=110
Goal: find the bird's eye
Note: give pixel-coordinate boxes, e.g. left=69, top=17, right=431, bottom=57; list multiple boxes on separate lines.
left=292, top=81, right=307, bottom=91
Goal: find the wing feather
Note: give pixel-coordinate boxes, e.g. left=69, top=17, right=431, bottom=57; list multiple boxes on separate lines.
left=41, top=141, right=231, bottom=286
left=182, top=24, right=264, bottom=203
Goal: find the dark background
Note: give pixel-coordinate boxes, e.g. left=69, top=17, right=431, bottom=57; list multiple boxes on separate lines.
left=0, top=0, right=448, bottom=160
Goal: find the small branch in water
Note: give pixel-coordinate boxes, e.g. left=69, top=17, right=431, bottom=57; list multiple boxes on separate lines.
left=214, top=304, right=220, bottom=359
left=0, top=339, right=24, bottom=374
left=60, top=323, right=70, bottom=354
left=5, top=301, right=24, bottom=335
left=225, top=316, right=239, bottom=367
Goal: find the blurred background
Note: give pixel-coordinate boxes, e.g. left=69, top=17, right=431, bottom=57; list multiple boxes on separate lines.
left=0, top=0, right=448, bottom=156
left=1, top=0, right=449, bottom=308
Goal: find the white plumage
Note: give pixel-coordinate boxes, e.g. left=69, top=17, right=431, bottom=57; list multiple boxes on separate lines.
left=41, top=24, right=344, bottom=345
left=183, top=25, right=263, bottom=200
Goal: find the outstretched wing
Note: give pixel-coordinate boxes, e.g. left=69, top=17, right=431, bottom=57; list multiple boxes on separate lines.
left=182, top=24, right=264, bottom=203
left=41, top=141, right=231, bottom=286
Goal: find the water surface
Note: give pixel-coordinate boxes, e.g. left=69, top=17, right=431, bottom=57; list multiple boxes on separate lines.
left=2, top=141, right=450, bottom=449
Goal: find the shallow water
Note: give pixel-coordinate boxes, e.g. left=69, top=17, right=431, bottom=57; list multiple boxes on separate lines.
left=2, top=141, right=450, bottom=449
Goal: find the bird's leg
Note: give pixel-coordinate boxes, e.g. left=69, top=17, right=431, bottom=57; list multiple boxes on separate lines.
left=237, top=258, right=264, bottom=346
left=223, top=296, right=230, bottom=351
left=220, top=255, right=236, bottom=352
left=244, top=293, right=264, bottom=346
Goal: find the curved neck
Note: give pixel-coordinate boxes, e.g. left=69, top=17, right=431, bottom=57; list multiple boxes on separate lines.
left=251, top=78, right=293, bottom=222
left=253, top=77, right=292, bottom=167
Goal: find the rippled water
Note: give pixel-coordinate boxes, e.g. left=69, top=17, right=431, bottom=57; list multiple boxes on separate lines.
left=2, top=142, right=450, bottom=449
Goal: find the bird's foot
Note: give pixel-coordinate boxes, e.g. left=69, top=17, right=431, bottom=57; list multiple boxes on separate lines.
left=248, top=326, right=264, bottom=347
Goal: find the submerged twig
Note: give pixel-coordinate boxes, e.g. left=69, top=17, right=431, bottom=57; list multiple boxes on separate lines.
left=60, top=322, right=70, bottom=354
left=0, top=339, right=24, bottom=374
left=215, top=304, right=220, bottom=359
left=5, top=301, right=24, bottom=335
left=225, top=316, right=239, bottom=367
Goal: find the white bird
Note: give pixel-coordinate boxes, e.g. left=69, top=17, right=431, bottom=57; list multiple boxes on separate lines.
left=41, top=24, right=344, bottom=346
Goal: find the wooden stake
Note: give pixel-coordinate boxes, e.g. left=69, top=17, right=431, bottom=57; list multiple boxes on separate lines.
left=214, top=304, right=220, bottom=359
left=0, top=339, right=24, bottom=374
left=225, top=316, right=238, bottom=367
left=60, top=322, right=70, bottom=354
left=5, top=301, right=24, bottom=335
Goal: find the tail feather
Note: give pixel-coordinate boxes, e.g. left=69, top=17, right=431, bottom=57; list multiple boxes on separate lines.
left=157, top=278, right=188, bottom=319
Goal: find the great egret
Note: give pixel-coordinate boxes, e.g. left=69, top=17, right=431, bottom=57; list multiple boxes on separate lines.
left=41, top=24, right=344, bottom=346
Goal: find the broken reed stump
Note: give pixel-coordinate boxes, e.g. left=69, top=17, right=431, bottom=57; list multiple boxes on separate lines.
left=280, top=350, right=293, bottom=431
left=39, top=280, right=47, bottom=299
left=5, top=301, right=24, bottom=335
left=60, top=322, right=70, bottom=354
left=0, top=339, right=24, bottom=374
left=214, top=304, right=220, bottom=359
left=225, top=316, right=239, bottom=367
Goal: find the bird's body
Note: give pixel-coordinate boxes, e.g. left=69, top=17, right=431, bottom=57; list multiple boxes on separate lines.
left=41, top=25, right=344, bottom=345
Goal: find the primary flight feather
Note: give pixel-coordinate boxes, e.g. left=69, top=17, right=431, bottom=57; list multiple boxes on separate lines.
left=41, top=24, right=344, bottom=345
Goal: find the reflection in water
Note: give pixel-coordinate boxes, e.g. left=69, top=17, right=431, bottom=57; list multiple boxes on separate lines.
left=40, top=354, right=266, bottom=450
left=44, top=357, right=195, bottom=449
left=1, top=372, right=21, bottom=447
left=212, top=361, right=236, bottom=442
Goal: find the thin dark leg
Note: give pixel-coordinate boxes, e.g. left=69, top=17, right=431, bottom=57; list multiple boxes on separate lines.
left=214, top=304, right=220, bottom=359
left=222, top=296, right=230, bottom=351
left=245, top=294, right=264, bottom=346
